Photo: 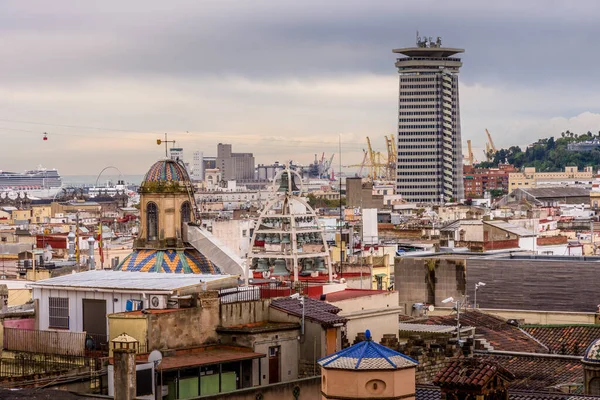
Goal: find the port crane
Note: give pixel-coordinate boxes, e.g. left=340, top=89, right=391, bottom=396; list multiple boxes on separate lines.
left=484, top=129, right=497, bottom=161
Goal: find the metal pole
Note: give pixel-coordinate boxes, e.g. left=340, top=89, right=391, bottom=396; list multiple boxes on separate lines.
left=339, top=134, right=343, bottom=277
left=164, top=133, right=168, bottom=157
left=474, top=286, right=477, bottom=309
left=301, top=297, right=305, bottom=336
left=456, top=300, right=461, bottom=344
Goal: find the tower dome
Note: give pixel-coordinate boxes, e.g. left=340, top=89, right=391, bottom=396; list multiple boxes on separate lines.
left=584, top=339, right=600, bottom=364
left=142, top=159, right=190, bottom=185
left=113, top=158, right=222, bottom=275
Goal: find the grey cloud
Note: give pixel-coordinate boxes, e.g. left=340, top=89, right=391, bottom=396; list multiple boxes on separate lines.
left=1, top=0, right=599, bottom=88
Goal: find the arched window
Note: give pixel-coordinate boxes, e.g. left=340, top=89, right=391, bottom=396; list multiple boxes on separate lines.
left=146, top=202, right=158, bottom=241
left=590, top=377, right=600, bottom=395
left=181, top=201, right=192, bottom=236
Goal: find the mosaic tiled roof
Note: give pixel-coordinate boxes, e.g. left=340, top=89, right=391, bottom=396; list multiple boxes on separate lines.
left=143, top=159, right=190, bottom=183
left=426, top=311, right=548, bottom=353
left=434, top=358, right=515, bottom=389
left=270, top=297, right=347, bottom=327
left=522, top=325, right=600, bottom=356
left=583, top=339, right=600, bottom=363
left=115, top=249, right=221, bottom=274
left=318, top=330, right=418, bottom=370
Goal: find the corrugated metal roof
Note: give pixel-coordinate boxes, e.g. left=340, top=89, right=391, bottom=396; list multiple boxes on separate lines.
left=28, top=270, right=232, bottom=291
left=520, top=186, right=590, bottom=199
left=484, top=220, right=536, bottom=237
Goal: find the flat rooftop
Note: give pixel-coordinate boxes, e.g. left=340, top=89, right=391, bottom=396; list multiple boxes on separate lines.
left=28, top=270, right=234, bottom=291
left=392, top=47, right=464, bottom=57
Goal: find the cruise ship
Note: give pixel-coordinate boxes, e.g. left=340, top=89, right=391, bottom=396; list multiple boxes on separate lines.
left=0, top=166, right=62, bottom=199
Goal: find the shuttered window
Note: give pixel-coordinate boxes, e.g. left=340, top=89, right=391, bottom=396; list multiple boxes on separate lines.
left=49, top=297, right=69, bottom=329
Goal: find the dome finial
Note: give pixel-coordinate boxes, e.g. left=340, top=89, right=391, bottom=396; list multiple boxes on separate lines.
left=365, top=329, right=372, bottom=341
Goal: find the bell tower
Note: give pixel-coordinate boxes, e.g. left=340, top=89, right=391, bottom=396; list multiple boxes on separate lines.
left=136, top=159, right=197, bottom=249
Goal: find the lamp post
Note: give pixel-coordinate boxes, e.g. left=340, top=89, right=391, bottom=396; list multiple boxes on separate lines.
left=474, top=281, right=486, bottom=309
left=442, top=296, right=462, bottom=344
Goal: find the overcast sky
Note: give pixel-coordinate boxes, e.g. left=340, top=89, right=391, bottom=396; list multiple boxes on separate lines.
left=1, top=0, right=600, bottom=175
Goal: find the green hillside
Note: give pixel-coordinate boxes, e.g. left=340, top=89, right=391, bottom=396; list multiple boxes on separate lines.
left=477, top=130, right=600, bottom=171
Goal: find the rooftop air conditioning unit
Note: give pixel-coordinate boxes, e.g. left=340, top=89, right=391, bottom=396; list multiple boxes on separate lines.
left=147, top=295, right=168, bottom=310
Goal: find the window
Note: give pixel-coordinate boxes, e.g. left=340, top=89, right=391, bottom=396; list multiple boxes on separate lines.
left=180, top=201, right=191, bottom=236
left=49, top=297, right=69, bottom=329
left=146, top=202, right=158, bottom=240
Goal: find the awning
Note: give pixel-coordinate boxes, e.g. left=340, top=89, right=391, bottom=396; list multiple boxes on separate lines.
left=158, top=348, right=265, bottom=371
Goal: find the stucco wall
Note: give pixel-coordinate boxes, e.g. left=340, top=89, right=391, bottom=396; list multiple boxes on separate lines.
left=322, top=368, right=416, bottom=399
left=220, top=299, right=272, bottom=327
left=107, top=313, right=148, bottom=352
left=147, top=296, right=219, bottom=350
left=269, top=309, right=327, bottom=365
left=333, top=292, right=398, bottom=313
left=220, top=329, right=300, bottom=386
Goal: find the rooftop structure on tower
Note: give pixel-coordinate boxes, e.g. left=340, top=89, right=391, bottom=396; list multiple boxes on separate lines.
left=247, top=165, right=333, bottom=282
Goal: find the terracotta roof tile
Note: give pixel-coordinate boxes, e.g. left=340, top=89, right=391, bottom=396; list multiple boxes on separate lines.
left=426, top=311, right=548, bottom=353
left=433, top=358, right=514, bottom=389
left=522, top=325, right=600, bottom=356
left=479, top=354, right=583, bottom=392
left=270, top=297, right=347, bottom=327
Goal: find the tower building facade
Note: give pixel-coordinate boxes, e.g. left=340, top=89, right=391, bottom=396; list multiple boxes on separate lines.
left=393, top=36, right=465, bottom=203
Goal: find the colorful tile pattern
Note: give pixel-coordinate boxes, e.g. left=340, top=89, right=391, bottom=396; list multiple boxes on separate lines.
left=116, top=249, right=221, bottom=274
left=584, top=339, right=600, bottom=363
left=143, top=159, right=190, bottom=183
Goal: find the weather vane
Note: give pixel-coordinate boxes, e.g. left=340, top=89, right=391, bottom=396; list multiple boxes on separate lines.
left=156, top=133, right=176, bottom=157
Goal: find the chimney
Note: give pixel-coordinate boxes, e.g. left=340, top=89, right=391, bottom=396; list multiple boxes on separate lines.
left=112, top=333, right=139, bottom=400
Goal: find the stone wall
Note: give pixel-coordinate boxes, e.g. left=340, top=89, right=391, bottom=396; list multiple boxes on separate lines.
left=395, top=257, right=467, bottom=312
left=147, top=292, right=220, bottom=350
left=220, top=299, right=272, bottom=327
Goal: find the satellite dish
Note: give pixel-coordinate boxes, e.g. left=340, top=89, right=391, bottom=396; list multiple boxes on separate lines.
left=7, top=192, right=17, bottom=200
left=428, top=305, right=435, bottom=312
left=148, top=350, right=163, bottom=367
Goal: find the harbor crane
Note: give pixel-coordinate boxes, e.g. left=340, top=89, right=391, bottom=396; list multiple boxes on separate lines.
left=484, top=129, right=497, bottom=161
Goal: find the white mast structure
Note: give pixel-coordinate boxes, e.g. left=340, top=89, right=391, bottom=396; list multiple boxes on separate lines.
left=247, top=165, right=333, bottom=282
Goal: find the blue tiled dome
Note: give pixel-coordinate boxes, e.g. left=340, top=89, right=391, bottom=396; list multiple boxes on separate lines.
left=143, top=159, right=190, bottom=183
left=115, top=249, right=221, bottom=274
left=318, top=330, right=418, bottom=370
left=584, top=338, right=600, bottom=363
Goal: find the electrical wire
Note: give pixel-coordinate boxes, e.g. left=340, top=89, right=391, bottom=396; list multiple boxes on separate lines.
left=0, top=117, right=371, bottom=151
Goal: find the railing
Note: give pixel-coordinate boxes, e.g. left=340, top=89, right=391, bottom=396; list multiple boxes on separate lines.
left=218, top=281, right=322, bottom=304
left=84, top=333, right=110, bottom=355
left=0, top=353, right=93, bottom=378
left=4, top=328, right=87, bottom=357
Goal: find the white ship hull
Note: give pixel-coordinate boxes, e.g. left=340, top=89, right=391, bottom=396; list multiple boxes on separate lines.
left=0, top=186, right=62, bottom=200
